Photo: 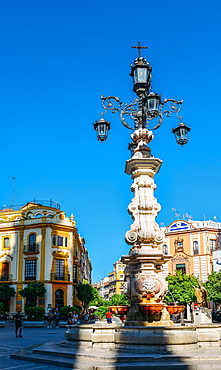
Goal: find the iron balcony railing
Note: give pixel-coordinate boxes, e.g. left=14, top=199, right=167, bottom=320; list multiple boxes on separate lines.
left=23, top=244, right=39, bottom=253
left=24, top=275, right=36, bottom=281
left=0, top=199, right=60, bottom=211
left=50, top=273, right=70, bottom=281
left=0, top=274, right=12, bottom=282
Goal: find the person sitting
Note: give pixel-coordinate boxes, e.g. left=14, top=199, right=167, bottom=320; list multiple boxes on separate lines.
left=67, top=311, right=73, bottom=325
left=72, top=310, right=78, bottom=324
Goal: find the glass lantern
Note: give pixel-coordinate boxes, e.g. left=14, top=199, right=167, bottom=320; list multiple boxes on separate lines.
left=172, top=123, right=191, bottom=146
left=146, top=93, right=161, bottom=118
left=130, top=58, right=151, bottom=96
left=93, top=118, right=111, bottom=142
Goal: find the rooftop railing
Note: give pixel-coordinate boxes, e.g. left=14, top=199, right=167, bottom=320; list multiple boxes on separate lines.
left=0, top=199, right=60, bottom=212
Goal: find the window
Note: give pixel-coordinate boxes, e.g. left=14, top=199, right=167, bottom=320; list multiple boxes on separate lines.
left=53, top=235, right=56, bottom=245
left=35, top=213, right=43, bottom=218
left=29, top=233, right=36, bottom=245
left=1, top=262, right=9, bottom=280
left=163, top=245, right=168, bottom=255
left=65, top=237, right=68, bottom=247
left=176, top=263, right=186, bottom=274
left=210, top=239, right=216, bottom=252
left=193, top=241, right=199, bottom=255
left=25, top=260, right=37, bottom=280
left=175, top=240, right=183, bottom=251
left=29, top=234, right=37, bottom=252
left=177, top=241, right=183, bottom=249
left=55, top=259, right=64, bottom=279
left=58, top=236, right=63, bottom=246
left=3, top=237, right=10, bottom=249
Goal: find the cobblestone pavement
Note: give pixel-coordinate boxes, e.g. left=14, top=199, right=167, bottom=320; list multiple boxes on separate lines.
left=0, top=322, right=68, bottom=369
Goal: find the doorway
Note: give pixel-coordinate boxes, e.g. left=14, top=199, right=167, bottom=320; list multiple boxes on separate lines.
left=55, top=289, right=64, bottom=308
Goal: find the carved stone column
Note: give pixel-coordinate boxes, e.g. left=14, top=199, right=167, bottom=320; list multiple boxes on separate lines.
left=122, top=128, right=172, bottom=325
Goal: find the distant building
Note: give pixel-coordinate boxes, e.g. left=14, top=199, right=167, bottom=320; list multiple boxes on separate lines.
left=0, top=200, right=92, bottom=312
left=162, top=219, right=221, bottom=281
left=212, top=250, right=221, bottom=273
left=93, top=260, right=126, bottom=300
left=92, top=277, right=110, bottom=300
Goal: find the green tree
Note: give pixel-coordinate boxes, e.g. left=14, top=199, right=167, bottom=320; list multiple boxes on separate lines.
left=88, top=288, right=104, bottom=307
left=0, top=302, right=4, bottom=314
left=94, top=306, right=108, bottom=319
left=110, top=293, right=130, bottom=306
left=0, top=284, right=15, bottom=312
left=19, top=282, right=46, bottom=307
left=59, top=306, right=81, bottom=320
left=164, top=271, right=199, bottom=305
left=76, top=283, right=95, bottom=309
left=25, top=306, right=45, bottom=321
left=204, top=271, right=221, bottom=304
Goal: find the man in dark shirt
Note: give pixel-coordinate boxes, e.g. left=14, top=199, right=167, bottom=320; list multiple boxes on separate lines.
left=14, top=310, right=23, bottom=338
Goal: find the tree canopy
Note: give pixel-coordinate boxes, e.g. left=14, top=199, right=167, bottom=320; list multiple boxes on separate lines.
left=110, top=293, right=130, bottom=306
left=0, top=284, right=15, bottom=312
left=76, top=283, right=98, bottom=309
left=19, top=282, right=46, bottom=307
left=164, top=271, right=199, bottom=305
left=204, top=271, right=221, bottom=304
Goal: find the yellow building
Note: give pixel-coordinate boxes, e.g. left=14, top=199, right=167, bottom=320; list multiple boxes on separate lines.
left=0, top=200, right=92, bottom=312
left=161, top=219, right=221, bottom=281
left=107, top=261, right=126, bottom=299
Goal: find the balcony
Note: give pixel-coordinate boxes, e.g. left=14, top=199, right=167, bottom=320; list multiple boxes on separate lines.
left=24, top=275, right=36, bottom=281
left=50, top=273, right=70, bottom=281
left=23, top=244, right=39, bottom=253
left=0, top=274, right=12, bottom=282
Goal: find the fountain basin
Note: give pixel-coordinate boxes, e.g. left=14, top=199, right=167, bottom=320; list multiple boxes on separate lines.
left=108, top=305, right=130, bottom=315
left=166, top=305, right=185, bottom=315
left=138, top=303, right=165, bottom=314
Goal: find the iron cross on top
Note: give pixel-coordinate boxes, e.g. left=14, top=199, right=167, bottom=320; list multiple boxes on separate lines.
left=132, top=42, right=148, bottom=58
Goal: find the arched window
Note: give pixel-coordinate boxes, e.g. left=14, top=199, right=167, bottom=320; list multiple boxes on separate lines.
left=193, top=241, right=199, bottom=255
left=29, top=233, right=36, bottom=245
left=163, top=245, right=168, bottom=255
left=35, top=213, right=43, bottom=218
left=29, top=234, right=37, bottom=252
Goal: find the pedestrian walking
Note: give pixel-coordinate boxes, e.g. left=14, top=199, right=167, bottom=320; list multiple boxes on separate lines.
left=47, top=310, right=53, bottom=328
left=106, top=309, right=112, bottom=324
left=54, top=308, right=60, bottom=328
left=14, top=310, right=23, bottom=338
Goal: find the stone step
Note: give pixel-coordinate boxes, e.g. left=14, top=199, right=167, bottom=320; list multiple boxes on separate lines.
left=10, top=351, right=221, bottom=370
left=11, top=344, right=221, bottom=369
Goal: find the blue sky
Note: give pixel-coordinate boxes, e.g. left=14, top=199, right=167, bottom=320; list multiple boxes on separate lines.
left=0, top=0, right=220, bottom=282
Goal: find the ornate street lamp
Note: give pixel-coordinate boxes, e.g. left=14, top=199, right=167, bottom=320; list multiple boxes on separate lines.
left=93, top=43, right=191, bottom=326
left=93, top=42, right=191, bottom=144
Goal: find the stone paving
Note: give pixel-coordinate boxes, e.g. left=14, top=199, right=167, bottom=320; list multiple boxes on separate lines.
left=0, top=322, right=68, bottom=369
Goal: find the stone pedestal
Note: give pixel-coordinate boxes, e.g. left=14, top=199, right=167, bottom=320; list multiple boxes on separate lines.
left=64, top=323, right=221, bottom=354
left=193, top=308, right=212, bottom=324
left=122, top=128, right=173, bottom=325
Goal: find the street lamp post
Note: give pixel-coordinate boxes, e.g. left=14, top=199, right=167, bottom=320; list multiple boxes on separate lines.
left=93, top=43, right=191, bottom=325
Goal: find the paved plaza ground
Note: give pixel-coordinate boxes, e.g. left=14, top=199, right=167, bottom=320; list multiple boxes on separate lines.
left=0, top=322, right=68, bottom=370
